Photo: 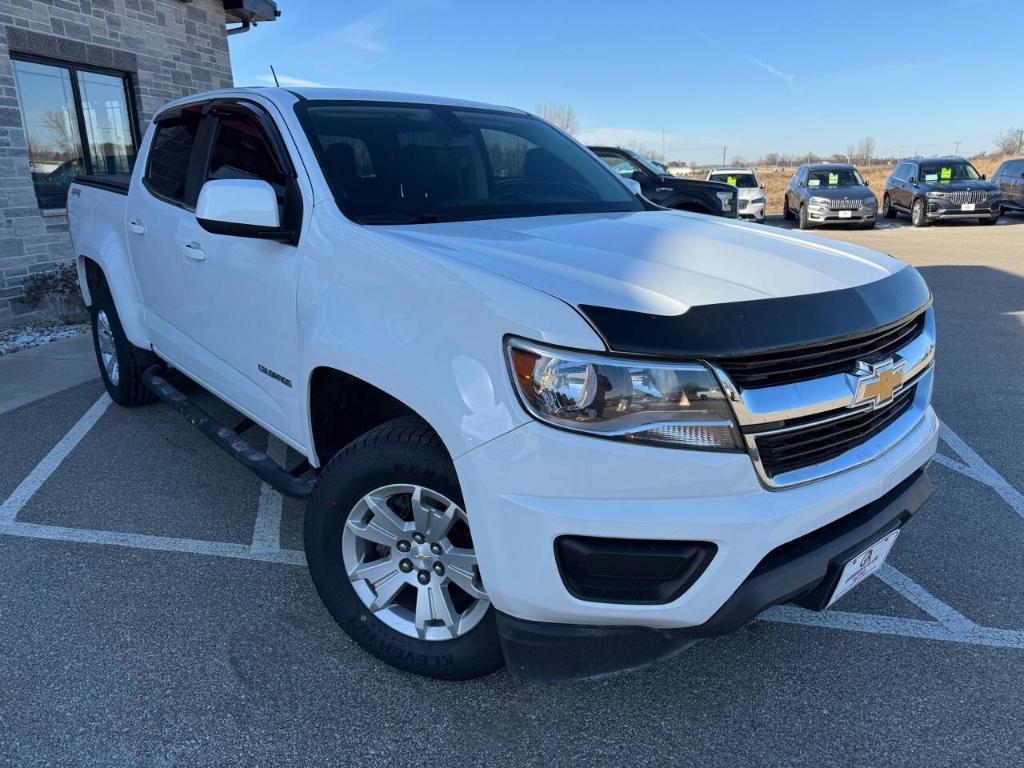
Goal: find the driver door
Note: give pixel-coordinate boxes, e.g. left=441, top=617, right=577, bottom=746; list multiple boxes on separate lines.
left=173, top=101, right=308, bottom=444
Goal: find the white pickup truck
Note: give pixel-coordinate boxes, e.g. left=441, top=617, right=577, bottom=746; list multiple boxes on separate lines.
left=68, top=88, right=938, bottom=682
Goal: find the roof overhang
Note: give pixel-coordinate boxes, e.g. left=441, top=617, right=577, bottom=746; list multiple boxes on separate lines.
left=223, top=0, right=279, bottom=24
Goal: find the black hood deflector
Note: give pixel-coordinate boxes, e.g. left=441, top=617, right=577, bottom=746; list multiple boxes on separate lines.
left=578, top=266, right=931, bottom=359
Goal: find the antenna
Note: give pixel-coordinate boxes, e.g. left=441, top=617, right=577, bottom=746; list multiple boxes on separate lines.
left=269, top=64, right=280, bottom=87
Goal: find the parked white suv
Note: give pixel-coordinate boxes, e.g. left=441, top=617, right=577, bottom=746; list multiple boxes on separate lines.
left=68, top=88, right=937, bottom=681
left=706, top=167, right=766, bottom=221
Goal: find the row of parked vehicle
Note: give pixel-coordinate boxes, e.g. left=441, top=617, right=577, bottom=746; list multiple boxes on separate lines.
left=593, top=145, right=1024, bottom=229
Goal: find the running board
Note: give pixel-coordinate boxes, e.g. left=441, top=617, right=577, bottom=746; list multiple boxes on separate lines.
left=142, top=367, right=314, bottom=499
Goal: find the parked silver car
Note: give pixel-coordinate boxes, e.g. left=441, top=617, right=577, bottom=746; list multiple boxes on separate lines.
left=784, top=163, right=877, bottom=229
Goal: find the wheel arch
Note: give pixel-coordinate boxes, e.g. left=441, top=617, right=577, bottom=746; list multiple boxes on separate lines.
left=306, top=365, right=454, bottom=469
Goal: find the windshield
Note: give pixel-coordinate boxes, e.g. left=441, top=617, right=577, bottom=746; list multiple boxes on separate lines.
left=806, top=168, right=866, bottom=187
left=625, top=150, right=666, bottom=176
left=918, top=162, right=981, bottom=183
left=710, top=172, right=758, bottom=188
left=296, top=102, right=643, bottom=224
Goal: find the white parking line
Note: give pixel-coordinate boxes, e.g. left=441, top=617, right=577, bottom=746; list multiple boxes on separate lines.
left=937, top=422, right=1024, bottom=519
left=250, top=435, right=286, bottom=554
left=876, top=564, right=976, bottom=632
left=0, top=520, right=305, bottom=565
left=0, top=393, right=110, bottom=524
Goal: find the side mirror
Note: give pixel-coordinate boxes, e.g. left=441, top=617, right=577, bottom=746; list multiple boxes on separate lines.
left=196, top=179, right=291, bottom=241
left=621, top=177, right=643, bottom=196
left=981, top=173, right=986, bottom=180
left=759, top=182, right=765, bottom=189
left=908, top=177, right=917, bottom=185
left=864, top=180, right=871, bottom=187
left=798, top=181, right=806, bottom=188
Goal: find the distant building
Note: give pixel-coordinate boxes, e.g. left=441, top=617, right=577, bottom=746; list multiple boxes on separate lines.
left=0, top=0, right=279, bottom=322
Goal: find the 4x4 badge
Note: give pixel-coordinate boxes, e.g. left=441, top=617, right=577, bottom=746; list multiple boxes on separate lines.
left=852, top=359, right=906, bottom=409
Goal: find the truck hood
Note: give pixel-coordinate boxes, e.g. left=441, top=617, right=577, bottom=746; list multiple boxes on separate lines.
left=376, top=211, right=904, bottom=317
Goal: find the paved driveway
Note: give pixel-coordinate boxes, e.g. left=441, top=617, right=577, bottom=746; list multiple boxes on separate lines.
left=1, top=222, right=1022, bottom=767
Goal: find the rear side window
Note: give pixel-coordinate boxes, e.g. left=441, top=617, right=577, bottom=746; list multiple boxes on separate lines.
left=145, top=105, right=203, bottom=205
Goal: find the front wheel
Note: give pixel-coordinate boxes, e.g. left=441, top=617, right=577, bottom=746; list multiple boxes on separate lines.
left=979, top=205, right=1000, bottom=225
left=911, top=198, right=930, bottom=227
left=304, top=417, right=503, bottom=680
left=798, top=204, right=813, bottom=230
left=782, top=195, right=795, bottom=221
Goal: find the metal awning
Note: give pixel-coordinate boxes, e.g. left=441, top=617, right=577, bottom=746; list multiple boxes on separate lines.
left=223, top=0, right=280, bottom=24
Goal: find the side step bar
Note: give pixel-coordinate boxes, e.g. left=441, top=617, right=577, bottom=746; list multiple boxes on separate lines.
left=142, top=367, right=314, bottom=499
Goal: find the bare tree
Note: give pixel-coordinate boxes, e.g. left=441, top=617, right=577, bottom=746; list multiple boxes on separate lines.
left=535, top=103, right=580, bottom=136
left=855, top=137, right=876, bottom=167
left=995, top=127, right=1024, bottom=155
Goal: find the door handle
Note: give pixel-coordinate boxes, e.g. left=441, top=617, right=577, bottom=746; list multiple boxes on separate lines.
left=180, top=242, right=206, bottom=262
left=128, top=219, right=147, bottom=235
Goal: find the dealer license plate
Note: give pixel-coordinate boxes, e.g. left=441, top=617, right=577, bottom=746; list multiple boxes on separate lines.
left=961, top=203, right=975, bottom=211
left=838, top=210, right=853, bottom=219
left=826, top=529, right=900, bottom=608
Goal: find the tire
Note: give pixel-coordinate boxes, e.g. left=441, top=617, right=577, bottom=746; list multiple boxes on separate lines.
left=304, top=417, right=503, bottom=680
left=882, top=193, right=897, bottom=219
left=783, top=195, right=795, bottom=221
left=860, top=220, right=876, bottom=230
left=797, top=203, right=813, bottom=230
left=89, top=277, right=155, bottom=407
left=911, top=198, right=930, bottom=228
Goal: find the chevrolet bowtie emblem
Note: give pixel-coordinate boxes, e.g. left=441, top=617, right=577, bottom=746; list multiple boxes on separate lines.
left=852, top=360, right=906, bottom=409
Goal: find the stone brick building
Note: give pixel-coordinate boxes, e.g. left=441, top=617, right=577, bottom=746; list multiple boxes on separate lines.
left=0, top=0, right=278, bottom=322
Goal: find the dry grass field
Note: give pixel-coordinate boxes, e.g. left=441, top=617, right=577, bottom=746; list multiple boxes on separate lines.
left=752, top=156, right=1007, bottom=214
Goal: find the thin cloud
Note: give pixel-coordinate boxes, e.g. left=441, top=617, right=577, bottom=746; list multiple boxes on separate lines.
left=254, top=73, right=327, bottom=87
left=337, top=11, right=391, bottom=53
left=747, top=57, right=799, bottom=94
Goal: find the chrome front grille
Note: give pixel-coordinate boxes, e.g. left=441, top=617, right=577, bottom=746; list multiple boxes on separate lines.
left=948, top=190, right=987, bottom=205
left=713, top=308, right=937, bottom=488
left=752, top=386, right=917, bottom=480
left=827, top=198, right=861, bottom=210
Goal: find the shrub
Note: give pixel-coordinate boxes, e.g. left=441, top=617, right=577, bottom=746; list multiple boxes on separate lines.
left=21, top=263, right=89, bottom=324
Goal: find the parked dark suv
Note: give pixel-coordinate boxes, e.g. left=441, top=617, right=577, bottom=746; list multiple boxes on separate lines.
left=590, top=146, right=738, bottom=218
left=783, top=163, right=877, bottom=229
left=882, top=157, right=1001, bottom=227
left=992, top=157, right=1024, bottom=214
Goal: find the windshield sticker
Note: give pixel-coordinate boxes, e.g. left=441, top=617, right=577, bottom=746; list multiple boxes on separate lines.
left=925, top=173, right=939, bottom=182
left=808, top=179, right=820, bottom=187
left=828, top=172, right=839, bottom=185
left=726, top=175, right=737, bottom=186
left=940, top=166, right=952, bottom=181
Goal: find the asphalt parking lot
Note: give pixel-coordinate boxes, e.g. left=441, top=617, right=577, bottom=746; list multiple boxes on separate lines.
left=1, top=215, right=1022, bottom=767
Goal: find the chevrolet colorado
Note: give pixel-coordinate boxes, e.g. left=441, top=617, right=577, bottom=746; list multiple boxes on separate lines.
left=68, top=88, right=938, bottom=682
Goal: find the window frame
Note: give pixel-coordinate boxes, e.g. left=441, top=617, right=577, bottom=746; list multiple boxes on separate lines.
left=11, top=52, right=141, bottom=207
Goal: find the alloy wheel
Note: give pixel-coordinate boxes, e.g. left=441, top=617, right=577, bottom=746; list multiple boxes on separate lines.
left=342, top=483, right=489, bottom=641
left=96, top=309, right=120, bottom=386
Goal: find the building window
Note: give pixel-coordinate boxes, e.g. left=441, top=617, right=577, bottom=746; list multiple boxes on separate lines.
left=11, top=57, right=138, bottom=209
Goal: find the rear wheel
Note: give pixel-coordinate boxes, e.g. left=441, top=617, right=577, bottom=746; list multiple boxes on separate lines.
left=882, top=193, right=897, bottom=219
left=89, top=277, right=155, bottom=406
left=911, top=198, right=930, bottom=227
left=304, top=417, right=503, bottom=680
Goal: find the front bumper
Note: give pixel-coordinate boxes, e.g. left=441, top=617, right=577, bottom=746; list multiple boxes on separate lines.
left=738, top=199, right=766, bottom=221
left=927, top=198, right=1000, bottom=219
left=807, top=204, right=876, bottom=225
left=496, top=467, right=932, bottom=680
left=456, top=397, right=938, bottom=666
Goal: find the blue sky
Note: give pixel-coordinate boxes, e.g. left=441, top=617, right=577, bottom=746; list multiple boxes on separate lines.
left=229, top=0, right=1023, bottom=164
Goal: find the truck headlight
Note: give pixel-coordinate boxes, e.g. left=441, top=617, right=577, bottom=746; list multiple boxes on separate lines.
left=715, top=191, right=733, bottom=210
left=863, top=196, right=878, bottom=208
left=506, top=340, right=741, bottom=450
left=926, top=191, right=947, bottom=199
left=809, top=196, right=830, bottom=206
